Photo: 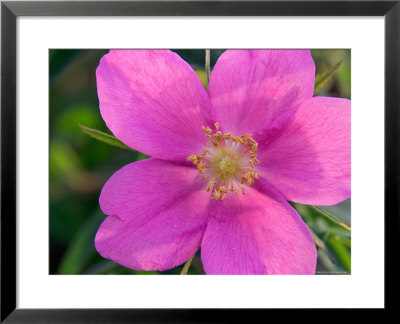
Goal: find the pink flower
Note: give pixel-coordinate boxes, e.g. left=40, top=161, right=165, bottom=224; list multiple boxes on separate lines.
left=94, top=50, right=350, bottom=274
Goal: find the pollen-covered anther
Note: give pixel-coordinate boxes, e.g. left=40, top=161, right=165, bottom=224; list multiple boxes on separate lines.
left=197, top=161, right=206, bottom=174
left=187, top=122, right=261, bottom=200
left=212, top=186, right=227, bottom=200
left=230, top=186, right=239, bottom=195
left=202, top=126, right=212, bottom=134
left=206, top=178, right=216, bottom=192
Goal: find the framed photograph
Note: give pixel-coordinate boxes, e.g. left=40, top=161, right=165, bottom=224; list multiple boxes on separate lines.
left=1, top=0, right=398, bottom=321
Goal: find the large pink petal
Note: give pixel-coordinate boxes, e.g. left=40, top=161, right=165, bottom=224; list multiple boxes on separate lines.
left=95, top=158, right=210, bottom=271
left=201, top=184, right=317, bottom=274
left=257, top=97, right=351, bottom=205
left=208, top=50, right=315, bottom=136
left=96, top=50, right=212, bottom=162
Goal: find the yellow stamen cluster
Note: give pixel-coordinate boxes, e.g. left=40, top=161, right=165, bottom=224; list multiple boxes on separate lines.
left=186, top=122, right=260, bottom=200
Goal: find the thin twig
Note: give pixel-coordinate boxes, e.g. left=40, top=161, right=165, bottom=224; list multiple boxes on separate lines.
left=205, top=49, right=211, bottom=86
left=180, top=257, right=193, bottom=275
left=311, top=205, right=351, bottom=232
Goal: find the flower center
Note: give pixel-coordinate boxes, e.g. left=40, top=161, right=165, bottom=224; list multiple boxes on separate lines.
left=187, top=122, right=260, bottom=200
left=211, top=148, right=243, bottom=181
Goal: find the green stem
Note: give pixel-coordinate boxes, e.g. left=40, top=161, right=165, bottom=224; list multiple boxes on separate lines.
left=180, top=257, right=193, bottom=275
left=311, top=205, right=351, bottom=232
left=205, top=49, right=211, bottom=86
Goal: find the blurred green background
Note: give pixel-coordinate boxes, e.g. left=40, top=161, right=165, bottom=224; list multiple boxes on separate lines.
left=50, top=49, right=351, bottom=275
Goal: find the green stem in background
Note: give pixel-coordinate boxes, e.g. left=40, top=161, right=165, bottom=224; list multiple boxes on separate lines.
left=180, top=257, right=193, bottom=275
left=311, top=205, right=351, bottom=232
left=313, top=60, right=343, bottom=94
left=309, top=228, right=335, bottom=264
left=205, top=49, right=211, bottom=86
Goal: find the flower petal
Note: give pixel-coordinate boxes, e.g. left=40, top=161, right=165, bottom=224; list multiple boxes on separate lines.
left=95, top=158, right=210, bottom=271
left=201, top=184, right=317, bottom=274
left=208, top=50, right=315, bottom=135
left=96, top=50, right=212, bottom=161
left=257, top=97, right=351, bottom=205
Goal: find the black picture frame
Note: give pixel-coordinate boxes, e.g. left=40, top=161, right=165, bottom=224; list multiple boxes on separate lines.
left=1, top=0, right=399, bottom=321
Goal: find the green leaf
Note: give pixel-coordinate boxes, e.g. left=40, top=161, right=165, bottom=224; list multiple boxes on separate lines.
left=84, top=260, right=121, bottom=274
left=57, top=212, right=103, bottom=274
left=314, top=60, right=343, bottom=94
left=327, top=235, right=351, bottom=273
left=79, top=124, right=132, bottom=151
